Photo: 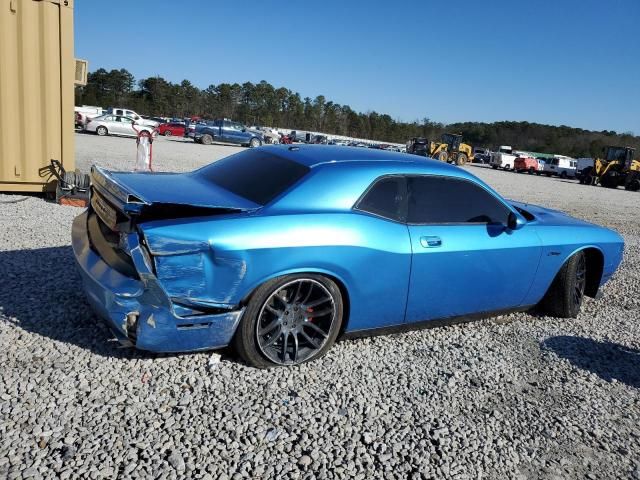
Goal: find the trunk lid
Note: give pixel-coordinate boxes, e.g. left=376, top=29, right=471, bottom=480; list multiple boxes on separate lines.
left=90, top=166, right=259, bottom=230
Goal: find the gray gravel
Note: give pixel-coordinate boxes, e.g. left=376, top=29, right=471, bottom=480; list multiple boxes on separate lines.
left=1, top=133, right=639, bottom=479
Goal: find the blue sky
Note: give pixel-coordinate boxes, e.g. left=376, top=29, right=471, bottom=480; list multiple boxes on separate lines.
left=75, top=0, right=639, bottom=134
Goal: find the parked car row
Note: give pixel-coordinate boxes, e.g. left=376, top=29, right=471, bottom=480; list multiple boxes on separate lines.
left=486, top=147, right=596, bottom=182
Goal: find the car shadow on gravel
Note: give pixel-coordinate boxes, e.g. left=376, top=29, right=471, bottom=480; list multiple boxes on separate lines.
left=0, top=246, right=158, bottom=360
left=542, top=336, right=640, bottom=388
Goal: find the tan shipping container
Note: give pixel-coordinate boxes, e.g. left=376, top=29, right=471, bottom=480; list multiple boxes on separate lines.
left=0, top=0, right=75, bottom=193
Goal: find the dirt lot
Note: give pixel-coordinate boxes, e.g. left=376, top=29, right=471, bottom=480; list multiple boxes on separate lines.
left=0, top=132, right=639, bottom=480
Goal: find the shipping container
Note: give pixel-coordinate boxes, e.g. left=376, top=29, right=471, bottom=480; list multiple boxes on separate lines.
left=0, top=0, right=75, bottom=193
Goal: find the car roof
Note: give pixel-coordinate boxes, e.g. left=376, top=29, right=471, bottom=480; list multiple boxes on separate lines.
left=262, top=145, right=506, bottom=214
left=262, top=144, right=462, bottom=175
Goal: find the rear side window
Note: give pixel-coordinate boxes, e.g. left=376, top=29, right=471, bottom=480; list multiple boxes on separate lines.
left=356, top=176, right=405, bottom=221
left=407, top=176, right=509, bottom=224
left=195, top=150, right=309, bottom=205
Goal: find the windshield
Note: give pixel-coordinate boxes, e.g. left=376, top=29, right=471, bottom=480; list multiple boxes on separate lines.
left=194, top=150, right=310, bottom=205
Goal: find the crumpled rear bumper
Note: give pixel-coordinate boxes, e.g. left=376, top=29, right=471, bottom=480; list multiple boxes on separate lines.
left=71, top=211, right=243, bottom=352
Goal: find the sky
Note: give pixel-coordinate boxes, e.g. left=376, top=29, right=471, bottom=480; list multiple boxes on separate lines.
left=75, top=0, right=640, bottom=134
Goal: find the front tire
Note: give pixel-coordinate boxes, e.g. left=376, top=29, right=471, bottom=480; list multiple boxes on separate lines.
left=539, top=251, right=587, bottom=318
left=233, top=274, right=343, bottom=368
left=164, top=130, right=172, bottom=137
left=456, top=153, right=468, bottom=166
left=96, top=126, right=108, bottom=136
left=249, top=137, right=262, bottom=148
left=201, top=134, right=213, bottom=145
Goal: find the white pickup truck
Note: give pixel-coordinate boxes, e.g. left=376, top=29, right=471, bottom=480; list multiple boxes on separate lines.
left=75, top=105, right=103, bottom=129
left=106, top=108, right=159, bottom=128
left=490, top=146, right=518, bottom=170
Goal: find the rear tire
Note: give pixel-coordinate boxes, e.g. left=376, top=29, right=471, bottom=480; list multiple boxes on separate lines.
left=437, top=151, right=448, bottom=162
left=491, top=165, right=498, bottom=170
left=538, top=251, right=587, bottom=318
left=233, top=274, right=344, bottom=368
left=201, top=134, right=213, bottom=145
left=164, top=130, right=172, bottom=137
left=560, top=171, right=568, bottom=179
left=456, top=153, right=468, bottom=166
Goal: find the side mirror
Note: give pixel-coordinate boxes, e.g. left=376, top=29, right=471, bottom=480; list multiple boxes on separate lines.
left=507, top=211, right=526, bottom=230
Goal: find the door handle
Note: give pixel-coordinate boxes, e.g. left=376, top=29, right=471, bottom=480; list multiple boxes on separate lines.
left=420, top=236, right=442, bottom=248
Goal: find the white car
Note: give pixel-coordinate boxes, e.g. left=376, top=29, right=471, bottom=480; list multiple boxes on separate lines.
left=85, top=115, right=155, bottom=138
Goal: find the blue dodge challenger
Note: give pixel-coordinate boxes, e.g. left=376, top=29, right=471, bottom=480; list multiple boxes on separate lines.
left=72, top=146, right=624, bottom=367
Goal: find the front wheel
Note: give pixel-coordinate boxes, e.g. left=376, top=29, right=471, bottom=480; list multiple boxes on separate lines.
left=96, top=126, right=108, bottom=136
left=437, top=151, right=448, bottom=162
left=201, top=134, right=213, bottom=145
left=164, top=130, right=172, bottom=137
left=233, top=274, right=343, bottom=367
left=249, top=137, right=262, bottom=148
left=538, top=251, right=586, bottom=318
left=456, top=153, right=468, bottom=166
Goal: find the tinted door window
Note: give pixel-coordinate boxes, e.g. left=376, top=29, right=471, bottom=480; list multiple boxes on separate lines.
left=407, top=176, right=509, bottom=224
left=356, top=177, right=405, bottom=221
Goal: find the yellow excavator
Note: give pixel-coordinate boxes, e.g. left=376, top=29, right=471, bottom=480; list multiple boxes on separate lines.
left=406, top=133, right=474, bottom=165
left=580, top=146, right=640, bottom=191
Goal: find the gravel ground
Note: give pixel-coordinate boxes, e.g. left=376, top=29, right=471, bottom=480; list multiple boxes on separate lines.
left=1, top=133, right=639, bottom=479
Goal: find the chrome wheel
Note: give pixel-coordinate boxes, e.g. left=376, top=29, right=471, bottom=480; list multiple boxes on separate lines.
left=256, top=278, right=336, bottom=365
left=574, top=253, right=586, bottom=309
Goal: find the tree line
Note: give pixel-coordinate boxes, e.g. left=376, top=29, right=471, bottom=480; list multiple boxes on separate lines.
left=76, top=67, right=639, bottom=158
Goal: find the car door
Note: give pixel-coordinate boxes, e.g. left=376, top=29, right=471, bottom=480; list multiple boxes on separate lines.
left=352, top=176, right=412, bottom=330
left=404, top=175, right=541, bottom=323
left=228, top=121, right=246, bottom=143
left=121, top=117, right=137, bottom=136
left=109, top=115, right=127, bottom=135
left=221, top=120, right=236, bottom=142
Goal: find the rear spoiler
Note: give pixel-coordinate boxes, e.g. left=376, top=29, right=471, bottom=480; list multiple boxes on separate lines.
left=91, top=165, right=149, bottom=215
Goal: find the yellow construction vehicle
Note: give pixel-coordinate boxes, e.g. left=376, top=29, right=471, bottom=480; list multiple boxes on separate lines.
left=581, top=146, right=640, bottom=191
left=433, top=133, right=474, bottom=165
left=406, top=133, right=474, bottom=165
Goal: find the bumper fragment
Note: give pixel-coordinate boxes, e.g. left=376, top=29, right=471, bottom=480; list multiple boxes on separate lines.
left=71, top=211, right=243, bottom=352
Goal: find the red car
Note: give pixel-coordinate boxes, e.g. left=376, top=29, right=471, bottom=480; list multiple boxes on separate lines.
left=513, top=156, right=539, bottom=174
left=158, top=123, right=186, bottom=137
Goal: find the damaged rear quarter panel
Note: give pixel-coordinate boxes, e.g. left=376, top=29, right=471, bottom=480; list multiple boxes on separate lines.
left=139, top=211, right=412, bottom=332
